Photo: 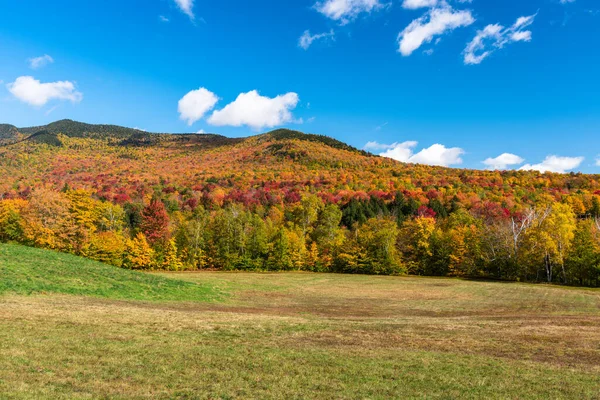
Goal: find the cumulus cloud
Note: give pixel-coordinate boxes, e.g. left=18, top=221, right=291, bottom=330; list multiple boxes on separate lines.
left=7, top=76, right=83, bottom=107
left=314, top=0, right=385, bottom=25
left=595, top=157, right=600, bottom=167
left=174, top=0, right=194, bottom=19
left=29, top=54, right=54, bottom=70
left=402, top=0, right=438, bottom=10
left=398, top=6, right=475, bottom=56
left=299, top=29, right=335, bottom=50
left=178, top=87, right=219, bottom=126
left=464, top=13, right=536, bottom=65
left=208, top=90, right=300, bottom=130
left=520, top=155, right=584, bottom=173
left=482, top=153, right=525, bottom=170
left=377, top=141, right=465, bottom=167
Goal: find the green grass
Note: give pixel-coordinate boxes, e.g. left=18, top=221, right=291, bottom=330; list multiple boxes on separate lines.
left=0, top=243, right=223, bottom=302
left=1, top=244, right=600, bottom=399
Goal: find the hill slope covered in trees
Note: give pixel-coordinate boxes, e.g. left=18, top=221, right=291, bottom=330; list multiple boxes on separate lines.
left=1, top=120, right=600, bottom=286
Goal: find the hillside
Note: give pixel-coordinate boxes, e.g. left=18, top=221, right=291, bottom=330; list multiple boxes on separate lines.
left=1, top=120, right=598, bottom=207
left=18, top=119, right=148, bottom=138
left=0, top=124, right=24, bottom=145
left=1, top=120, right=600, bottom=286
left=0, top=243, right=222, bottom=301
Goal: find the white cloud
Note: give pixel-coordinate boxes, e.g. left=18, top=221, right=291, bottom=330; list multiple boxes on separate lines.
left=7, top=76, right=82, bottom=107
left=159, top=15, right=170, bottom=22
left=197, top=129, right=206, bottom=134
left=409, top=143, right=465, bottom=166
left=174, top=0, right=194, bottom=19
left=299, top=29, right=335, bottom=50
left=178, top=87, right=219, bottom=126
left=398, top=6, right=475, bottom=56
left=378, top=141, right=465, bottom=166
left=28, top=54, right=54, bottom=70
left=560, top=0, right=575, bottom=4
left=208, top=90, right=300, bottom=130
left=402, top=0, right=438, bottom=10
left=510, top=30, right=532, bottom=42
left=520, top=155, right=584, bottom=173
left=482, top=153, right=525, bottom=170
left=595, top=157, right=600, bottom=167
left=314, top=0, right=385, bottom=25
left=464, top=13, right=536, bottom=65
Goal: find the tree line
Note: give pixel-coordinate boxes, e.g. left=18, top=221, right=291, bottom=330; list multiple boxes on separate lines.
left=1, top=188, right=600, bottom=286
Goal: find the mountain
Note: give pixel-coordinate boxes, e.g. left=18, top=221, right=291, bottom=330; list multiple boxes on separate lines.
left=1, top=119, right=598, bottom=211
left=0, top=119, right=151, bottom=146
left=2, top=120, right=600, bottom=284
left=0, top=120, right=365, bottom=154
left=17, top=119, right=149, bottom=138
left=0, top=124, right=23, bottom=145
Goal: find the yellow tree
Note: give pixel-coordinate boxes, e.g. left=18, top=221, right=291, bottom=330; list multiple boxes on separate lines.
left=65, top=190, right=99, bottom=231
left=546, top=203, right=577, bottom=283
left=398, top=216, right=436, bottom=275
left=162, top=239, right=183, bottom=271
left=124, top=232, right=155, bottom=270
left=306, top=241, right=320, bottom=270
left=87, top=231, right=126, bottom=267
left=65, top=190, right=107, bottom=255
left=0, top=199, right=28, bottom=242
left=22, top=189, right=73, bottom=251
left=524, top=203, right=576, bottom=283
left=286, top=226, right=308, bottom=271
left=443, top=210, right=483, bottom=277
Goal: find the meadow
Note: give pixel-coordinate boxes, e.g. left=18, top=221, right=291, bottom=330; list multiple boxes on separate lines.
left=1, top=243, right=600, bottom=399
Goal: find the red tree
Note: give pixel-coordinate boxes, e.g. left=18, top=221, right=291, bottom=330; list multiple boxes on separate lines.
left=141, top=199, right=170, bottom=245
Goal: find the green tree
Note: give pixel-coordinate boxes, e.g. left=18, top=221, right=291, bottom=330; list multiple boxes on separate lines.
left=357, top=218, right=403, bottom=275
left=565, top=220, right=600, bottom=286
left=294, top=194, right=323, bottom=236
left=312, top=204, right=345, bottom=267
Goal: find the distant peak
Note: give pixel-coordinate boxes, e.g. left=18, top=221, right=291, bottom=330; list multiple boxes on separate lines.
left=258, top=128, right=367, bottom=155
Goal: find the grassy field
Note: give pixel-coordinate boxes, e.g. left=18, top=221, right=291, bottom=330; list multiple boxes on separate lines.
left=0, top=243, right=222, bottom=302
left=1, top=243, right=600, bottom=399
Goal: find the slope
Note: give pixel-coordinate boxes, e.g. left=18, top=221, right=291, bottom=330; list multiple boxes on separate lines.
left=0, top=243, right=223, bottom=302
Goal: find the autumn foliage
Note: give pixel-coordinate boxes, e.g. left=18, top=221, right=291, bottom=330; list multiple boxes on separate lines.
left=1, top=126, right=600, bottom=286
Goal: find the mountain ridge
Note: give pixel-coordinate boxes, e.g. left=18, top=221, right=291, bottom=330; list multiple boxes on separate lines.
left=0, top=119, right=366, bottom=155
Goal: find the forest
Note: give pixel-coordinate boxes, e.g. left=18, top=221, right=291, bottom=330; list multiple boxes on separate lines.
left=1, top=120, right=600, bottom=286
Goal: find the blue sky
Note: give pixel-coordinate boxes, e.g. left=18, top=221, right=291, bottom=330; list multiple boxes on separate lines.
left=1, top=0, right=599, bottom=172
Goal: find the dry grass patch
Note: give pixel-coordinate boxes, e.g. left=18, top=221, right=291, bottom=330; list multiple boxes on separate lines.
left=2, top=271, right=600, bottom=398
